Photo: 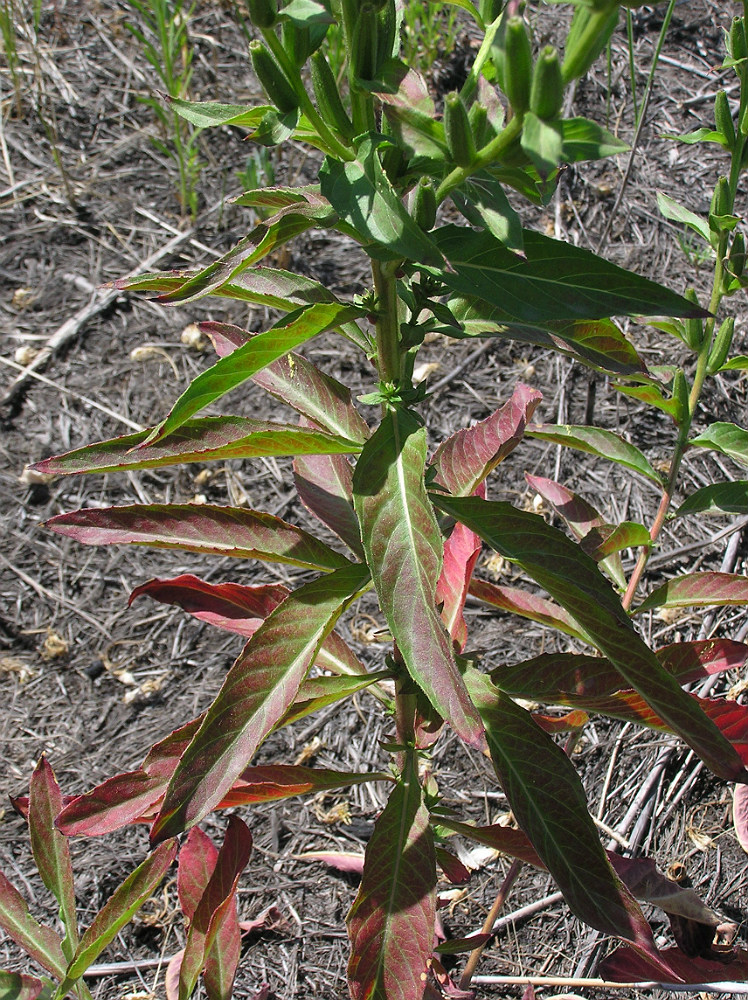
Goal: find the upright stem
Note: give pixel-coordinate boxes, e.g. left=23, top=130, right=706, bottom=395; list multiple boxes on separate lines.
left=372, top=259, right=402, bottom=383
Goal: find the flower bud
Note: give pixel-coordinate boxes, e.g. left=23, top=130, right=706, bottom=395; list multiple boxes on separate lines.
left=468, top=101, right=489, bottom=148
left=729, top=16, right=747, bottom=64
left=444, top=91, right=477, bottom=166
left=714, top=90, right=735, bottom=148
left=250, top=40, right=299, bottom=113
left=311, top=50, right=355, bottom=140
left=562, top=4, right=619, bottom=84
left=707, top=317, right=735, bottom=374
left=710, top=176, right=731, bottom=221
left=530, top=45, right=564, bottom=120
left=247, top=0, right=277, bottom=29
left=351, top=2, right=379, bottom=81
left=503, top=15, right=532, bottom=115
left=683, top=288, right=703, bottom=351
left=729, top=230, right=746, bottom=278
left=281, top=20, right=313, bottom=67
left=412, top=177, right=437, bottom=231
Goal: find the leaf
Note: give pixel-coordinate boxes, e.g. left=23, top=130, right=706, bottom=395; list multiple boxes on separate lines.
left=436, top=512, right=483, bottom=652
left=151, top=562, right=370, bottom=842
left=142, top=302, right=364, bottom=446
left=433, top=495, right=748, bottom=783
left=656, top=192, right=711, bottom=243
left=130, top=575, right=288, bottom=633
left=431, top=383, right=542, bottom=496
left=347, top=760, right=436, bottom=1000
left=580, top=521, right=651, bottom=562
left=560, top=116, right=629, bottom=161
left=0, top=972, right=48, bottom=1000
left=215, top=765, right=390, bottom=808
left=196, top=264, right=338, bottom=312
left=676, top=481, right=748, bottom=516
left=47, top=504, right=351, bottom=572
left=178, top=816, right=252, bottom=1000
left=320, top=136, right=442, bottom=265
left=466, top=671, right=669, bottom=970
left=719, top=355, right=748, bottom=371
left=59, top=840, right=178, bottom=990
left=31, top=418, right=362, bottom=478
left=28, top=758, right=78, bottom=959
left=601, top=944, right=748, bottom=985
left=0, top=871, right=66, bottom=978
left=526, top=424, right=661, bottom=484
left=429, top=226, right=707, bottom=325
left=169, top=99, right=268, bottom=130
left=451, top=172, right=524, bottom=255
left=689, top=421, right=748, bottom=467
left=280, top=0, right=333, bottom=25
left=294, top=452, right=364, bottom=557
left=636, top=572, right=748, bottom=614
left=298, top=851, right=365, bottom=874
left=658, top=638, right=748, bottom=683
left=56, top=770, right=166, bottom=836
left=734, top=785, right=748, bottom=854
left=664, top=126, right=728, bottom=147
left=353, top=408, right=484, bottom=748
left=521, top=112, right=564, bottom=177
left=277, top=671, right=391, bottom=729
left=468, top=578, right=589, bottom=642
left=615, top=380, right=681, bottom=419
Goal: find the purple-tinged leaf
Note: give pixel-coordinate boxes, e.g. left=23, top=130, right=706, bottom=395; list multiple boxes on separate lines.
left=550, top=318, right=647, bottom=374
left=347, top=761, right=437, bottom=1000
left=431, top=384, right=541, bottom=496
left=434, top=933, right=492, bottom=955
left=436, top=505, right=483, bottom=651
left=28, top=759, right=78, bottom=959
left=526, top=425, right=661, bottom=485
left=166, top=951, right=184, bottom=1000
left=353, top=409, right=484, bottom=748
left=56, top=770, right=165, bottom=837
left=435, top=495, right=748, bottom=784
left=194, top=264, right=338, bottom=316
left=468, top=578, right=588, bottom=641
left=434, top=848, right=471, bottom=885
left=298, top=851, right=364, bottom=874
left=30, top=418, right=360, bottom=478
left=151, top=562, right=370, bottom=842
left=313, top=629, right=370, bottom=678
left=465, top=671, right=670, bottom=974
left=277, top=671, right=392, bottom=729
left=178, top=816, right=252, bottom=1000
left=58, top=839, right=178, bottom=990
left=689, top=422, right=748, bottom=467
left=636, top=572, right=748, bottom=614
left=294, top=453, right=364, bottom=557
left=179, top=828, right=219, bottom=923
left=0, top=871, right=66, bottom=978
left=609, top=856, right=722, bottom=927
left=676, top=481, right=748, bottom=517
left=658, top=638, right=748, bottom=684
left=734, top=785, right=748, bottom=854
left=601, top=944, right=748, bottom=984
left=437, top=818, right=545, bottom=867
left=142, top=717, right=205, bottom=777
left=47, top=504, right=351, bottom=572
left=217, top=765, right=390, bottom=808
left=580, top=521, right=651, bottom=562
left=142, top=302, right=364, bottom=446
left=0, top=972, right=46, bottom=999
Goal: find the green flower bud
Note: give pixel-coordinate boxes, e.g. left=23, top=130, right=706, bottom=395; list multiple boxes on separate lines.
left=444, top=91, right=476, bottom=166
left=250, top=40, right=299, bottom=114
left=351, top=2, right=378, bottom=82
left=707, top=317, right=735, bottom=374
left=729, top=16, right=747, bottom=63
left=377, top=0, right=397, bottom=64
left=710, top=175, right=731, bottom=220
left=729, top=230, right=746, bottom=278
left=480, top=0, right=505, bottom=25
left=714, top=90, right=735, bottom=148
left=562, top=4, right=619, bottom=84
left=311, top=50, right=355, bottom=140
left=503, top=16, right=532, bottom=116
left=468, top=101, right=489, bottom=149
left=683, top=288, right=703, bottom=351
left=530, top=45, right=564, bottom=120
left=412, top=177, right=437, bottom=231
left=247, top=0, right=277, bottom=29
left=740, top=106, right=748, bottom=136
left=281, top=20, right=313, bottom=67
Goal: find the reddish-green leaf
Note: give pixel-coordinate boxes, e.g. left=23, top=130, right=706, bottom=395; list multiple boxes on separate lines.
left=347, top=761, right=436, bottom=1000
left=196, top=265, right=338, bottom=315
left=294, top=452, right=364, bottom=557
left=689, top=422, right=748, bottom=467
left=611, top=856, right=722, bottom=926
left=353, top=408, right=484, bottom=748
left=436, top=514, right=483, bottom=651
left=526, top=425, right=661, bottom=485
left=30, top=418, right=361, bottom=478
left=142, top=717, right=205, bottom=777
left=431, top=384, right=541, bottom=496
left=47, top=504, right=350, bottom=572
left=277, top=671, right=392, bottom=729
left=676, top=482, right=748, bottom=517
left=636, top=572, right=748, bottom=614
left=58, top=840, right=178, bottom=990
left=601, top=944, right=748, bottom=985
left=439, top=818, right=544, bottom=868
left=734, top=785, right=748, bottom=854
left=0, top=972, right=47, bottom=999
left=28, top=759, right=78, bottom=959
left=151, top=562, right=370, bottom=842
left=434, top=495, right=748, bottom=783
left=0, top=871, right=66, bottom=978
left=550, top=318, right=647, bottom=374
left=142, top=302, right=363, bottom=446
left=56, top=770, right=165, bottom=837
left=468, top=578, right=588, bottom=641
left=178, top=816, right=252, bottom=1000
left=216, top=765, right=390, bottom=808
left=580, top=521, right=651, bottom=562
left=465, top=671, right=669, bottom=971
left=658, top=638, right=748, bottom=684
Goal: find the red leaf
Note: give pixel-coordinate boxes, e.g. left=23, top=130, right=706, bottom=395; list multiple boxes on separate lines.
left=435, top=848, right=471, bottom=885
left=469, top=578, right=588, bottom=641
left=436, top=483, right=485, bottom=651
left=734, top=784, right=748, bottom=853
left=298, top=851, right=365, bottom=874
left=56, top=771, right=165, bottom=836
left=294, top=452, right=364, bottom=558
left=601, top=944, right=748, bottom=984
left=166, top=949, right=184, bottom=1000
left=636, top=571, right=748, bottom=614
left=658, top=638, right=748, bottom=683
left=239, top=904, right=286, bottom=934
left=179, top=828, right=219, bottom=923
left=0, top=972, right=46, bottom=999
left=216, top=765, right=388, bottom=808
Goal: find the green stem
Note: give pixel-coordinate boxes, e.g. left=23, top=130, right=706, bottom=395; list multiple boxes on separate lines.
left=435, top=115, right=523, bottom=204
left=372, top=258, right=402, bottom=383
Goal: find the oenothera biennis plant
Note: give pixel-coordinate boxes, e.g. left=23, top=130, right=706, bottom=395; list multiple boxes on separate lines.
left=9, top=0, right=748, bottom=995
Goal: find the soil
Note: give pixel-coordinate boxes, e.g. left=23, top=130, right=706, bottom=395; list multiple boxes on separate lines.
left=1, top=1, right=748, bottom=997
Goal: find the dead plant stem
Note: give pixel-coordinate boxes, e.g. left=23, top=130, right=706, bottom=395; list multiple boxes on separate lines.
left=459, top=858, right=524, bottom=990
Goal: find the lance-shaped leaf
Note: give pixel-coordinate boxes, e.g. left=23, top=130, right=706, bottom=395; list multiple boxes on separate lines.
left=196, top=265, right=337, bottom=315
left=0, top=871, right=66, bottom=979
left=47, top=504, right=351, bottom=572
left=57, top=839, right=178, bottom=992
left=353, top=408, right=484, bottom=748
left=429, top=226, right=708, bottom=325
left=526, top=425, right=661, bottom=485
left=465, top=671, right=670, bottom=972
left=142, top=302, right=364, bottom=446
left=347, top=760, right=437, bottom=1000
left=430, top=384, right=541, bottom=496
left=216, top=765, right=390, bottom=808
left=452, top=172, right=524, bottom=256
left=436, top=513, right=483, bottom=652
left=178, top=816, right=252, bottom=1000
left=526, top=474, right=626, bottom=589
left=636, top=572, right=748, bottom=614
left=278, top=671, right=393, bottom=729
left=580, top=521, right=651, bottom=562
left=294, top=453, right=364, bottom=557
left=468, top=578, right=589, bottom=642
left=658, top=638, right=748, bottom=683
left=28, top=760, right=78, bottom=959
left=0, top=971, right=48, bottom=999
left=689, top=422, right=748, bottom=467
left=601, top=944, right=748, bottom=985
left=168, top=98, right=269, bottom=130
left=151, top=562, right=370, bottom=842
left=31, top=418, right=361, bottom=478
left=676, top=482, right=748, bottom=517
left=433, top=495, right=748, bottom=783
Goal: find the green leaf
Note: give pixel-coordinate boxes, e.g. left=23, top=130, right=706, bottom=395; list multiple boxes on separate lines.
left=676, top=481, right=748, bottom=516
left=353, top=409, right=484, bottom=748
left=347, top=759, right=436, bottom=1000
left=521, top=112, right=564, bottom=177
left=451, top=172, right=524, bottom=255
left=32, top=418, right=362, bottom=477
left=718, top=355, right=748, bottom=371
left=151, top=562, right=370, bottom=842
left=280, top=0, right=333, bottom=24
left=432, top=495, right=748, bottom=784
left=526, top=424, right=661, bottom=485
left=560, top=116, right=629, bottom=161
left=320, top=136, right=443, bottom=264
left=614, top=380, right=681, bottom=420
left=580, top=522, right=651, bottom=562
left=142, top=302, right=363, bottom=446
left=0, top=872, right=66, bottom=979
left=277, top=673, right=393, bottom=728
left=468, top=578, right=589, bottom=642
left=664, top=127, right=728, bottom=148
left=636, top=572, right=748, bottom=614
left=47, top=504, right=352, bottom=572
left=59, top=840, right=178, bottom=991
left=170, top=99, right=269, bottom=130
left=656, top=191, right=711, bottom=243
left=689, top=421, right=748, bottom=467
left=28, top=759, right=78, bottom=961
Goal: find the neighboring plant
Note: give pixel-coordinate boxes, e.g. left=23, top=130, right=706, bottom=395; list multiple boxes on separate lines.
left=7, top=0, right=748, bottom=996
left=124, top=0, right=203, bottom=217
